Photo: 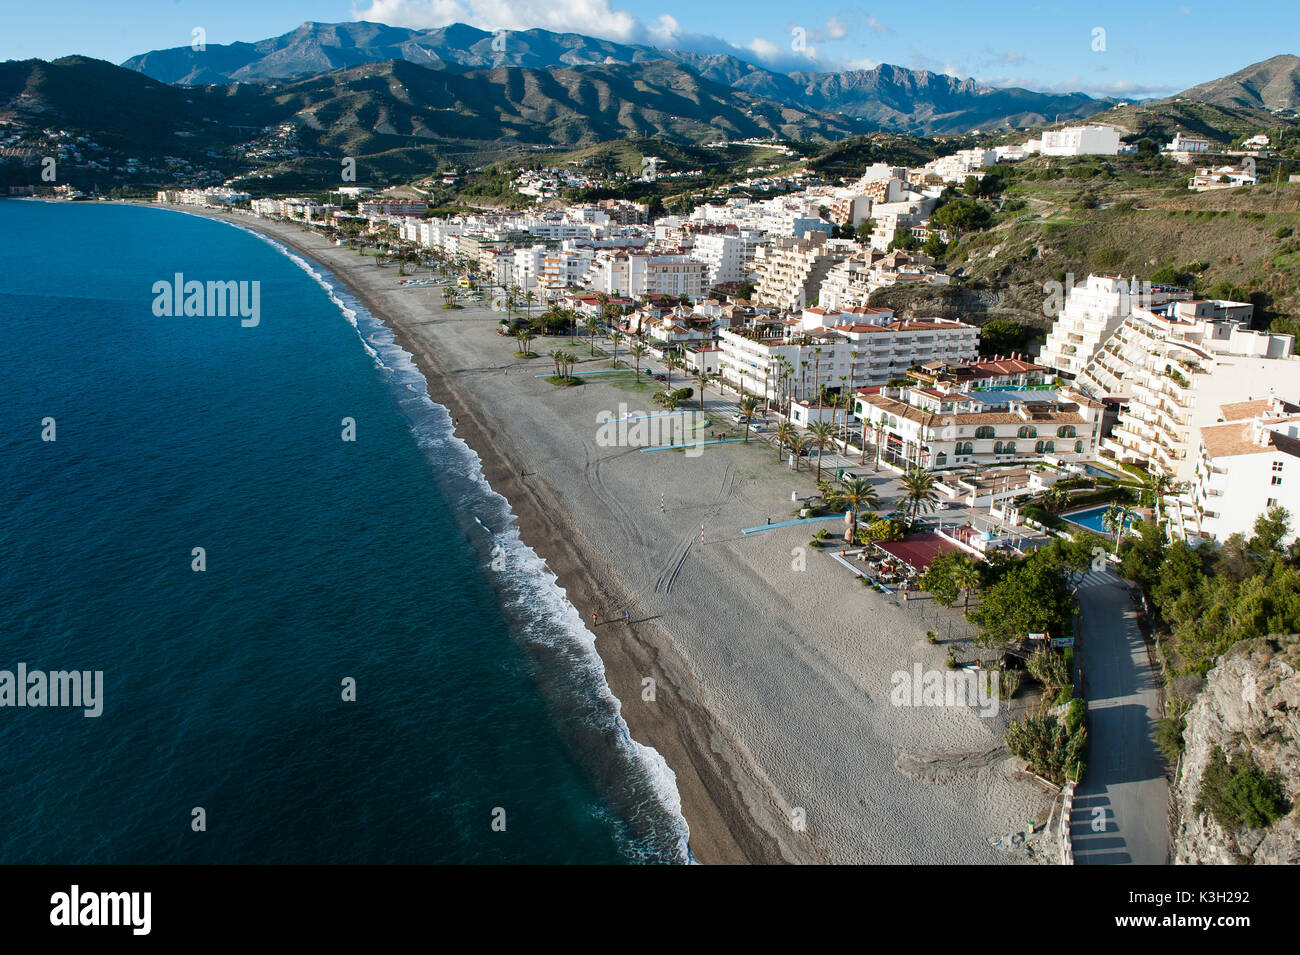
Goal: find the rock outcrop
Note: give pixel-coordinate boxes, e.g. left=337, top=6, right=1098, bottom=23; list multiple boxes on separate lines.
left=1172, top=634, right=1300, bottom=864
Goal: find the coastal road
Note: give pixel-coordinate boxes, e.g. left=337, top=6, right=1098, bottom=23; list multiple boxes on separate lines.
left=1069, top=568, right=1169, bottom=865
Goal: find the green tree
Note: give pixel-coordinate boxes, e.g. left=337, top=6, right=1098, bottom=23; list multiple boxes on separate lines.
left=807, top=421, right=838, bottom=482
left=738, top=394, right=761, bottom=443
left=900, top=467, right=939, bottom=521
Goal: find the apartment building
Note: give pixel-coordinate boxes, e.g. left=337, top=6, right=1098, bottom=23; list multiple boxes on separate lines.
left=717, top=317, right=977, bottom=399
left=583, top=253, right=705, bottom=301
left=1039, top=124, right=1121, bottom=157
left=753, top=232, right=855, bottom=311
left=817, top=250, right=950, bottom=310
left=690, top=231, right=764, bottom=288
left=1078, top=302, right=1298, bottom=481
left=1178, top=397, right=1300, bottom=544
left=1038, top=273, right=1193, bottom=378
left=853, top=384, right=1104, bottom=469
left=358, top=199, right=427, bottom=217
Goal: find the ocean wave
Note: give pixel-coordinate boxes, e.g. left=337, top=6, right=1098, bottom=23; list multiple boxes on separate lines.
left=239, top=224, right=692, bottom=864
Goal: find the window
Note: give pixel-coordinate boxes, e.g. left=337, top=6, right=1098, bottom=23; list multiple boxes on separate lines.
left=1035, top=440, right=1045, bottom=454
left=1005, top=442, right=1016, bottom=454
left=1273, top=461, right=1285, bottom=472
left=1057, top=425, right=1076, bottom=438
left=934, top=452, right=947, bottom=467
left=1075, top=440, right=1084, bottom=454
left=1272, top=475, right=1283, bottom=486
left=993, top=441, right=1004, bottom=455
left=957, top=441, right=973, bottom=456
left=1045, top=441, right=1055, bottom=453
left=1018, top=425, right=1037, bottom=439
left=1267, top=498, right=1278, bottom=508
left=975, top=426, right=996, bottom=440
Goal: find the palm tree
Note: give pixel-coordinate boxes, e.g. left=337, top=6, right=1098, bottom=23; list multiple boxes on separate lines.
left=836, top=476, right=881, bottom=536
left=443, top=285, right=459, bottom=308
left=583, top=315, right=601, bottom=356
left=774, top=421, right=797, bottom=464
left=1102, top=501, right=1132, bottom=554
left=628, top=343, right=649, bottom=379
left=652, top=390, right=680, bottom=412
left=524, top=289, right=535, bottom=320
left=789, top=434, right=812, bottom=471
left=952, top=559, right=981, bottom=614
left=515, top=328, right=534, bottom=356
left=808, top=420, right=837, bottom=482
left=1041, top=483, right=1070, bottom=514
left=900, top=467, right=939, bottom=522
left=873, top=420, right=887, bottom=472
left=1144, top=472, right=1171, bottom=523
left=739, top=394, right=761, bottom=443
left=609, top=330, right=624, bottom=367
left=694, top=368, right=711, bottom=411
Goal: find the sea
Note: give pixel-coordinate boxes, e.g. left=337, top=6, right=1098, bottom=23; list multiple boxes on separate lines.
left=0, top=199, right=689, bottom=864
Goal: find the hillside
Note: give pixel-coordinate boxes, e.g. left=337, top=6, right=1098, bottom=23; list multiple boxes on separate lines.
left=1179, top=53, right=1300, bottom=112
left=874, top=152, right=1300, bottom=329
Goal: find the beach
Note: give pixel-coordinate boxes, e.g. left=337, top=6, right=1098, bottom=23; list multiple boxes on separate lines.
left=157, top=205, right=1054, bottom=864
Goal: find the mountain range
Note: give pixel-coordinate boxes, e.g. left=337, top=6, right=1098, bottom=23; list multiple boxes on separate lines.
left=120, top=21, right=1117, bottom=136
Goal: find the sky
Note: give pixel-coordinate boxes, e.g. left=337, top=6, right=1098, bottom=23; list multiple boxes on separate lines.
left=1, top=0, right=1294, bottom=98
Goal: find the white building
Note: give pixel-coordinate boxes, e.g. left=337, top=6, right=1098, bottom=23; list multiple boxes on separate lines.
left=690, top=231, right=763, bottom=288
left=1178, top=397, right=1300, bottom=544
left=1038, top=274, right=1143, bottom=378
left=1040, top=124, right=1121, bottom=157
left=717, top=317, right=978, bottom=399
left=753, top=233, right=855, bottom=311
left=853, top=384, right=1105, bottom=470
left=1078, top=302, right=1299, bottom=481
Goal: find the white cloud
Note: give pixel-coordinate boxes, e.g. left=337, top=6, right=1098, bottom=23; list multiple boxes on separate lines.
left=826, top=17, right=848, bottom=41
left=354, top=0, right=641, bottom=41
left=355, top=0, right=818, bottom=68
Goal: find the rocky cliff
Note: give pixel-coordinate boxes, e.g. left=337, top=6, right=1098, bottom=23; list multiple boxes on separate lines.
left=1172, top=634, right=1300, bottom=864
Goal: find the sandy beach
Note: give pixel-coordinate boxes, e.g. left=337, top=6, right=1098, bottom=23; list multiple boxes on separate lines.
left=156, top=205, right=1055, bottom=864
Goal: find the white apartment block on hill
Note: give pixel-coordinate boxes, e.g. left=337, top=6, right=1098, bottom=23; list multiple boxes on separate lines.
left=753, top=233, right=855, bottom=311
left=1176, top=397, right=1300, bottom=544
left=1038, top=274, right=1193, bottom=378
left=1040, top=124, right=1121, bottom=157
left=1076, top=301, right=1298, bottom=481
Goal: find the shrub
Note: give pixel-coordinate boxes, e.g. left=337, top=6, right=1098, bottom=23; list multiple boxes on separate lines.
left=1005, top=713, right=1088, bottom=785
left=1196, top=747, right=1289, bottom=830
left=1156, top=716, right=1186, bottom=763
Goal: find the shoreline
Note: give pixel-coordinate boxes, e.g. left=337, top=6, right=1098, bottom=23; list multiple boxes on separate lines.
left=113, top=201, right=1054, bottom=865
left=156, top=204, right=786, bottom=864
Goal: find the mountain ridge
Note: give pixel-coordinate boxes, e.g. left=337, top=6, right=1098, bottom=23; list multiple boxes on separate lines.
left=119, top=20, right=1118, bottom=136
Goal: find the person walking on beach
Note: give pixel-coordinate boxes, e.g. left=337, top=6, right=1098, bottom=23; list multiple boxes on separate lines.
left=625, top=610, right=631, bottom=625
left=591, top=611, right=598, bottom=627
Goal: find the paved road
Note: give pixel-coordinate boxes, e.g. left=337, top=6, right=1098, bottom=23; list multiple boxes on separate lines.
left=1070, top=568, right=1170, bottom=864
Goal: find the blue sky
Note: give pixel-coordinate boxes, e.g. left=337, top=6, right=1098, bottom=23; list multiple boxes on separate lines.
left=2, top=0, right=1293, bottom=97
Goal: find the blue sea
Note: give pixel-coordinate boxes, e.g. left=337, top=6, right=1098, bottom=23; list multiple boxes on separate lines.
left=0, top=200, right=689, bottom=864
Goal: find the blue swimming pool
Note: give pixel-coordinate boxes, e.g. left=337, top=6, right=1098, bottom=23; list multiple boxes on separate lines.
left=1062, top=503, right=1135, bottom=534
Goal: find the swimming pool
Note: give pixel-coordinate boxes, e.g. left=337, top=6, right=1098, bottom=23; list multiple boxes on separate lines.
left=1063, top=503, right=1135, bottom=534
